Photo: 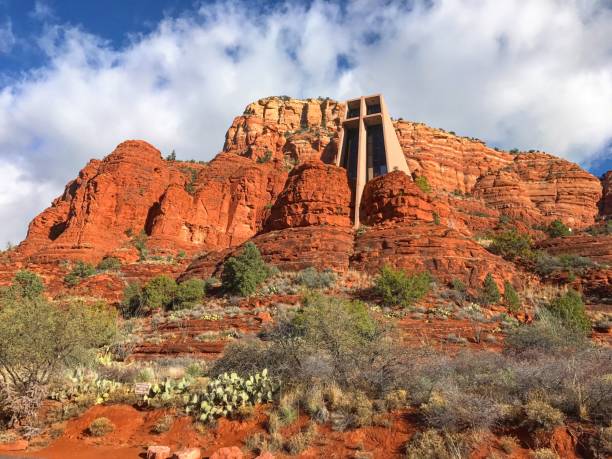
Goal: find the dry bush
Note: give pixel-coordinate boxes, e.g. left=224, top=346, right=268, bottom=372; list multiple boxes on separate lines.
left=151, top=414, right=174, bottom=434
left=498, top=435, right=520, bottom=453
left=421, top=387, right=503, bottom=432
left=531, top=448, right=559, bottom=459
left=404, top=429, right=466, bottom=459
left=87, top=417, right=115, bottom=436
left=523, top=400, right=564, bottom=431
left=285, top=422, right=317, bottom=455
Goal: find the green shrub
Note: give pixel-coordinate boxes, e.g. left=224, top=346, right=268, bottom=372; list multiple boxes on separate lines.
left=97, top=257, right=121, bottom=271
left=432, top=212, right=440, bottom=225
left=534, top=252, right=594, bottom=277
left=213, top=294, right=392, bottom=393
left=489, top=229, right=532, bottom=260
left=88, top=417, right=115, bottom=436
left=545, top=289, right=590, bottom=333
left=221, top=242, right=270, bottom=296
left=64, top=261, right=96, bottom=287
left=374, top=265, right=431, bottom=308
left=120, top=282, right=145, bottom=317
left=478, top=273, right=500, bottom=306
left=505, top=310, right=588, bottom=355
left=503, top=281, right=521, bottom=313
left=295, top=267, right=336, bottom=289
left=545, top=219, right=571, bottom=238
left=450, top=278, right=466, bottom=292
left=174, top=278, right=206, bottom=309
left=131, top=230, right=149, bottom=261
left=415, top=175, right=432, bottom=193
left=7, top=270, right=44, bottom=300
left=0, top=297, right=117, bottom=425
left=143, top=275, right=177, bottom=310
left=257, top=150, right=273, bottom=164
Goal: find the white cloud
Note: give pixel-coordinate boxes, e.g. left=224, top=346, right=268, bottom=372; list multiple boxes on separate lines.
left=0, top=19, right=15, bottom=53
left=0, top=0, right=611, bottom=246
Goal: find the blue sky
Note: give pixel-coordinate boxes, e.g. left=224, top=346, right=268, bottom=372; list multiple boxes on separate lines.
left=0, top=0, right=611, bottom=246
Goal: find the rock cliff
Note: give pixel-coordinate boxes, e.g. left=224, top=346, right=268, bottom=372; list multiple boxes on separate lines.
left=5, top=96, right=608, bottom=298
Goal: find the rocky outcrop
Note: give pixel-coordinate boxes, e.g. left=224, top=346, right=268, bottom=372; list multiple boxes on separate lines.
left=359, top=171, right=467, bottom=232
left=223, top=97, right=344, bottom=164
left=265, top=162, right=351, bottom=231
left=351, top=223, right=521, bottom=290
left=474, top=153, right=601, bottom=229
left=16, top=142, right=287, bottom=264
left=7, top=96, right=606, bottom=302
left=601, top=170, right=612, bottom=216
left=395, top=121, right=513, bottom=193
left=537, top=235, right=612, bottom=265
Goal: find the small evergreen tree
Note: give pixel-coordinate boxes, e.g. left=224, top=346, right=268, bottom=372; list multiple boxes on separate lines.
left=374, top=265, right=431, bottom=308
left=479, top=273, right=500, bottom=305
left=546, top=219, right=571, bottom=238
left=166, top=150, right=176, bottom=161
left=64, top=261, right=96, bottom=287
left=143, top=275, right=177, bottom=310
left=546, top=289, right=590, bottom=333
left=221, top=242, right=270, bottom=296
left=174, top=278, right=206, bottom=309
left=503, top=280, right=520, bottom=313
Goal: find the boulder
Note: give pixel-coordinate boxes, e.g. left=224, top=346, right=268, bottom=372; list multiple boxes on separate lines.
left=147, top=445, right=171, bottom=459
left=209, top=446, right=243, bottom=459
left=173, top=447, right=201, bottom=459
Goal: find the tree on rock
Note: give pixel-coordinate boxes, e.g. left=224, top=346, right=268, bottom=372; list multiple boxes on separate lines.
left=222, top=242, right=270, bottom=296
left=479, top=273, right=500, bottom=305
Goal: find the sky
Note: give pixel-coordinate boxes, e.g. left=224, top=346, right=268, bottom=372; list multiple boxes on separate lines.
left=0, top=0, right=611, bottom=247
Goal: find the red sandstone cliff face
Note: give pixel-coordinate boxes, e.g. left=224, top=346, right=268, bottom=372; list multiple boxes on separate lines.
left=395, top=121, right=513, bottom=193
left=17, top=141, right=287, bottom=264
left=7, top=97, right=607, bottom=299
left=265, top=161, right=351, bottom=231
left=223, top=97, right=344, bottom=164
left=601, top=171, right=612, bottom=216
left=474, top=153, right=602, bottom=229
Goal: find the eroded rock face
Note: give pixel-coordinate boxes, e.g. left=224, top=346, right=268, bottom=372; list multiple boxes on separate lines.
left=351, top=223, right=521, bottom=289
left=395, top=121, right=513, bottom=194
left=601, top=170, right=612, bottom=216
left=16, top=142, right=287, bottom=264
left=223, top=97, right=344, bottom=163
left=264, top=161, right=351, bottom=231
left=19, top=140, right=185, bottom=263
left=359, top=171, right=467, bottom=232
left=537, top=235, right=612, bottom=265
left=474, top=153, right=602, bottom=229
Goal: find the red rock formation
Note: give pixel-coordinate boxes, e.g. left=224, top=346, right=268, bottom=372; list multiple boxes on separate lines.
left=359, top=171, right=468, bottom=232
left=265, top=161, right=351, bottom=230
left=223, top=97, right=344, bottom=163
left=536, top=235, right=612, bottom=265
left=351, top=223, right=522, bottom=290
left=395, top=121, right=513, bottom=193
left=474, top=153, right=602, bottom=229
left=601, top=170, right=612, bottom=216
left=16, top=141, right=288, bottom=264
left=7, top=97, right=605, bottom=303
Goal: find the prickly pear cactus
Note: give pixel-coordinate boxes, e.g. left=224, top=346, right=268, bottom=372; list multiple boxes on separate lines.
left=185, top=369, right=275, bottom=423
